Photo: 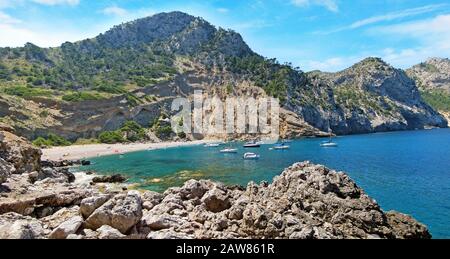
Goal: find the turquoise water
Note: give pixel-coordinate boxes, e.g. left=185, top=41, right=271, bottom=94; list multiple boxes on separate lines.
left=79, top=129, right=450, bottom=238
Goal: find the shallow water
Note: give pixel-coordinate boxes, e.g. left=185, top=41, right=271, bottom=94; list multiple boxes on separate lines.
left=78, top=129, right=450, bottom=238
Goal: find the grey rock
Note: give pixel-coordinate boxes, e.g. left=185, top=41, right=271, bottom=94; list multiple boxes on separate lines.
left=98, top=225, right=126, bottom=239
left=49, top=216, right=83, bottom=239
left=85, top=191, right=143, bottom=234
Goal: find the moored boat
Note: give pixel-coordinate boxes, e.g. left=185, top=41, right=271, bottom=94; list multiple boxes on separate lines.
left=243, top=152, right=260, bottom=160
left=243, top=141, right=260, bottom=148
left=220, top=148, right=238, bottom=153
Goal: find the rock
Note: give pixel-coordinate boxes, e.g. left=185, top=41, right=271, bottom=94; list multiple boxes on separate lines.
left=201, top=187, right=231, bottom=213
left=40, top=206, right=80, bottom=229
left=141, top=191, right=164, bottom=210
left=49, top=216, right=83, bottom=239
left=92, top=174, right=127, bottom=183
left=386, top=211, right=432, bottom=239
left=0, top=130, right=41, bottom=174
left=0, top=158, right=12, bottom=184
left=80, top=194, right=112, bottom=218
left=98, top=225, right=126, bottom=239
left=81, top=160, right=91, bottom=166
left=85, top=191, right=143, bottom=234
left=179, top=179, right=211, bottom=200
left=141, top=214, right=186, bottom=231
left=0, top=212, right=46, bottom=239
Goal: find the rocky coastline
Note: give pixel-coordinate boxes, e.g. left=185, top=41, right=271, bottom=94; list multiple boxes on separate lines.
left=0, top=127, right=431, bottom=239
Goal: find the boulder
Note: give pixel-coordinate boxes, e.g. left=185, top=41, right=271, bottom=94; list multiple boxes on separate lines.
left=41, top=206, right=81, bottom=229
left=97, top=225, right=126, bottom=239
left=141, top=191, right=164, bottom=210
left=386, top=211, right=432, bottom=239
left=201, top=187, right=231, bottom=213
left=0, top=212, right=46, bottom=239
left=80, top=194, right=112, bottom=218
left=0, top=130, right=41, bottom=174
left=49, top=216, right=83, bottom=239
left=85, top=191, right=143, bottom=234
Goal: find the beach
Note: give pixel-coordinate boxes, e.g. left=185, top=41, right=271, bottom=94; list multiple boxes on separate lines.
left=41, top=140, right=209, bottom=161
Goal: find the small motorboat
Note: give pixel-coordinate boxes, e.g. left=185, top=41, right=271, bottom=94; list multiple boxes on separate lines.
left=204, top=143, right=220, bottom=147
left=220, top=148, right=238, bottom=153
left=243, top=152, right=260, bottom=160
left=273, top=143, right=290, bottom=150
left=243, top=141, right=261, bottom=148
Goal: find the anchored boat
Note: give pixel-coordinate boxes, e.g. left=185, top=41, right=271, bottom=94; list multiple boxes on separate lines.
left=243, top=152, right=260, bottom=160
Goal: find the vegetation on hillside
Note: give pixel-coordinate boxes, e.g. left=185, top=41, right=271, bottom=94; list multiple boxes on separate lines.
left=421, top=90, right=450, bottom=112
left=32, top=134, right=72, bottom=148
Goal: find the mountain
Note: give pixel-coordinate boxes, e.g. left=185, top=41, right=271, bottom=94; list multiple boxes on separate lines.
left=406, top=58, right=450, bottom=121
left=287, top=58, right=447, bottom=134
left=0, top=12, right=447, bottom=142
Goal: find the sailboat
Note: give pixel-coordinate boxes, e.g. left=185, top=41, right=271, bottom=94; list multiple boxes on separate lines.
left=320, top=130, right=338, bottom=147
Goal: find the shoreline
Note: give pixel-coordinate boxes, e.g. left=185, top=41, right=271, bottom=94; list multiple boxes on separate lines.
left=41, top=140, right=210, bottom=161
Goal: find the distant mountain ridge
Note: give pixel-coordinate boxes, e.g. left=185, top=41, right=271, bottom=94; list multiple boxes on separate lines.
left=0, top=11, right=447, bottom=141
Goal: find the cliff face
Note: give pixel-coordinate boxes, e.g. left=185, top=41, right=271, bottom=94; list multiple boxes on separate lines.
left=0, top=130, right=431, bottom=239
left=286, top=58, right=448, bottom=134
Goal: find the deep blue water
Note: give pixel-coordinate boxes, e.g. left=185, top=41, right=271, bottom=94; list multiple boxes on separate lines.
left=78, top=129, right=450, bottom=238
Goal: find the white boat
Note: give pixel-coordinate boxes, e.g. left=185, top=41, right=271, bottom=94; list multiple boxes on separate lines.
left=320, top=142, right=338, bottom=147
left=320, top=129, right=338, bottom=147
left=243, top=141, right=261, bottom=148
left=204, top=143, right=220, bottom=147
left=220, top=148, right=238, bottom=153
left=243, top=152, right=260, bottom=160
left=273, top=144, right=290, bottom=150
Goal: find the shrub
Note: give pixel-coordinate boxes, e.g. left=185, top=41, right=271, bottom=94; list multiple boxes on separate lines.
left=32, top=134, right=71, bottom=147
left=62, top=92, right=103, bottom=102
left=98, top=131, right=125, bottom=144
left=32, top=137, right=51, bottom=148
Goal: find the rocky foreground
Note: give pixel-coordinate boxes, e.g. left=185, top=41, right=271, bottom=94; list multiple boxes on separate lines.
left=0, top=126, right=431, bottom=239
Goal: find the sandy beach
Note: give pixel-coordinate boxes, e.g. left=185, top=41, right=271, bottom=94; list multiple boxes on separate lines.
left=41, top=140, right=209, bottom=161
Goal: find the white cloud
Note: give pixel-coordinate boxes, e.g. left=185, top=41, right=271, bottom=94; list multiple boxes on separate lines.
left=31, top=0, right=79, bottom=6
left=305, top=14, right=450, bottom=72
left=291, top=0, right=338, bottom=13
left=0, top=10, right=22, bottom=24
left=372, top=14, right=450, bottom=68
left=216, top=8, right=229, bottom=14
left=317, top=4, right=447, bottom=34
left=102, top=6, right=128, bottom=17
left=301, top=56, right=365, bottom=72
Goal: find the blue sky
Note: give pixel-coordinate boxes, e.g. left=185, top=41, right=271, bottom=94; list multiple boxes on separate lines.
left=0, top=0, right=449, bottom=72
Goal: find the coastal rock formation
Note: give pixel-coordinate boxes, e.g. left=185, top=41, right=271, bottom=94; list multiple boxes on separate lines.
left=134, top=162, right=431, bottom=239
left=0, top=129, right=41, bottom=174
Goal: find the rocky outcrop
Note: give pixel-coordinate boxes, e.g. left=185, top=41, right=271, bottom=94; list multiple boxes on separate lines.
left=0, top=129, right=41, bottom=174
left=0, top=161, right=431, bottom=239
left=407, top=58, right=450, bottom=93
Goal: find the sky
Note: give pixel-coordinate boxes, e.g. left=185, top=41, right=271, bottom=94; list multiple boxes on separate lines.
left=0, top=0, right=449, bottom=72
